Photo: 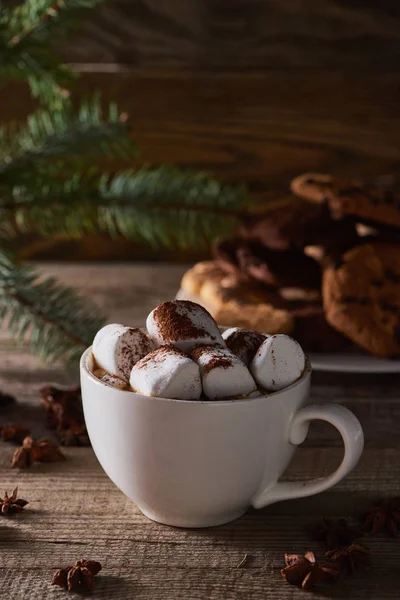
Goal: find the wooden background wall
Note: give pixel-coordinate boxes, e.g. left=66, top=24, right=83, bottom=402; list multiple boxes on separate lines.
left=3, top=0, right=400, bottom=260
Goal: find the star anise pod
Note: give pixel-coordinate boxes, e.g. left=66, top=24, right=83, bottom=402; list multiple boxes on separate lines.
left=0, top=425, right=31, bottom=444
left=362, top=497, right=400, bottom=536
left=58, top=425, right=90, bottom=447
left=0, top=390, right=16, bottom=409
left=52, top=559, right=102, bottom=591
left=309, top=517, right=361, bottom=550
left=12, top=436, right=65, bottom=468
left=281, top=551, right=341, bottom=589
left=0, top=487, right=28, bottom=515
left=40, top=384, right=83, bottom=431
left=325, top=543, right=370, bottom=574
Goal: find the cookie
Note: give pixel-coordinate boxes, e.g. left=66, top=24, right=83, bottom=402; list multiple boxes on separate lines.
left=323, top=243, right=400, bottom=357
left=329, top=185, right=400, bottom=230
left=180, top=261, right=225, bottom=296
left=198, top=279, right=293, bottom=335
left=214, top=239, right=321, bottom=290
left=200, top=277, right=287, bottom=309
left=290, top=173, right=361, bottom=203
left=241, top=200, right=358, bottom=252
left=291, top=172, right=400, bottom=230
left=290, top=173, right=340, bottom=203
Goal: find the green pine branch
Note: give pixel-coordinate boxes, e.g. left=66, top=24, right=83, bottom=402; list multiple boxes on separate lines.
left=1, top=0, right=104, bottom=107
left=98, top=167, right=249, bottom=248
left=0, top=166, right=249, bottom=247
left=8, top=0, right=104, bottom=46
left=0, top=250, right=105, bottom=364
left=0, top=96, right=137, bottom=185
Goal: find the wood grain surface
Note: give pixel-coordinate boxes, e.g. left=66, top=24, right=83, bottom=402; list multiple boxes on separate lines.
left=61, top=0, right=400, bottom=70
left=0, top=263, right=399, bottom=599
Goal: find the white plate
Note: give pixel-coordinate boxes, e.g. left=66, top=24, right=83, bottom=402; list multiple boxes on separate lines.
left=308, top=352, right=400, bottom=373
left=176, top=289, right=400, bottom=373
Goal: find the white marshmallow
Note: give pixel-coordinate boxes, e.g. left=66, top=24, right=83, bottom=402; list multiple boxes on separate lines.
left=146, top=300, right=224, bottom=352
left=222, top=327, right=266, bottom=366
left=191, top=345, right=257, bottom=400
left=93, top=323, right=154, bottom=381
left=250, top=334, right=305, bottom=392
left=100, top=374, right=129, bottom=390
left=130, top=345, right=202, bottom=400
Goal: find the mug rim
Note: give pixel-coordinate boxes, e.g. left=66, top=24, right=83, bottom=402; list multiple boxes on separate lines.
left=80, top=346, right=311, bottom=406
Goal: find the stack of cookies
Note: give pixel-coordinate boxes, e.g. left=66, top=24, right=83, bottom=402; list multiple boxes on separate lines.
left=180, top=173, right=400, bottom=357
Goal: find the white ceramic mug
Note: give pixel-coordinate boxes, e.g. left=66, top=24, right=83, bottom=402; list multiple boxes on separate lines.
left=81, top=347, right=364, bottom=528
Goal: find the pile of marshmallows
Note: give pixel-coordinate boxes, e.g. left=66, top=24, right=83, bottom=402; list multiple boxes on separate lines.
left=92, top=300, right=306, bottom=400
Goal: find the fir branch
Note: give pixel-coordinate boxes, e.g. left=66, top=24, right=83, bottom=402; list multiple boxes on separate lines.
left=2, top=1, right=104, bottom=107
left=0, top=174, right=99, bottom=238
left=0, top=97, right=136, bottom=182
left=0, top=167, right=249, bottom=248
left=0, top=48, right=74, bottom=108
left=0, top=251, right=104, bottom=363
left=8, top=0, right=104, bottom=46
left=99, top=166, right=249, bottom=248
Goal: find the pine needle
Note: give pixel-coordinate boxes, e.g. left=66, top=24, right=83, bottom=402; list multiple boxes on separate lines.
left=0, top=251, right=104, bottom=364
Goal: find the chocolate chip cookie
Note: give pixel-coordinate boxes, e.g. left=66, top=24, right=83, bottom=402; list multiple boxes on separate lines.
left=199, top=278, right=294, bottom=335
left=180, top=261, right=225, bottom=296
left=214, top=239, right=322, bottom=290
left=323, top=243, right=400, bottom=357
left=291, top=172, right=400, bottom=230
left=241, top=200, right=358, bottom=252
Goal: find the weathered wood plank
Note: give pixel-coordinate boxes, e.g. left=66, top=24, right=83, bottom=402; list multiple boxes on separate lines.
left=58, top=0, right=400, bottom=70
left=0, top=448, right=398, bottom=598
left=2, top=70, right=400, bottom=191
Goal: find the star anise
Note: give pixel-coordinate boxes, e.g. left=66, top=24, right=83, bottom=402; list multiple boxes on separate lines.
left=0, top=425, right=31, bottom=444
left=309, top=518, right=361, bottom=550
left=0, top=390, right=16, bottom=409
left=362, top=497, right=400, bottom=536
left=52, top=559, right=102, bottom=591
left=325, top=544, right=370, bottom=574
left=281, top=551, right=341, bottom=589
left=12, top=436, right=66, bottom=468
left=40, top=384, right=82, bottom=431
left=58, top=425, right=90, bottom=447
left=0, top=487, right=28, bottom=515
left=40, top=385, right=89, bottom=447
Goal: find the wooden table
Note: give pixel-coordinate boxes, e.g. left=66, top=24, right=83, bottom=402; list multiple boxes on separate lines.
left=1, top=264, right=399, bottom=599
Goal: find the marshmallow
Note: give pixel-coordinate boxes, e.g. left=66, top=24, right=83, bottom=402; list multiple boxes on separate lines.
left=222, top=327, right=266, bottom=366
left=250, top=334, right=305, bottom=392
left=93, top=323, right=154, bottom=381
left=130, top=345, right=202, bottom=400
left=190, top=345, right=257, bottom=400
left=146, top=300, right=224, bottom=351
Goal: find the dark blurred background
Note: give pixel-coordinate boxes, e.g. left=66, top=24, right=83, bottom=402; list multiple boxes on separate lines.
left=2, top=0, right=400, bottom=261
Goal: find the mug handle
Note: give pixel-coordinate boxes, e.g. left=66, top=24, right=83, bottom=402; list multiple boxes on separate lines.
left=251, top=404, right=364, bottom=509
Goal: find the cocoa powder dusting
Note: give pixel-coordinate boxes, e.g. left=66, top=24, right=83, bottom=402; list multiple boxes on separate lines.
left=190, top=344, right=234, bottom=374
left=153, top=301, right=212, bottom=341
left=203, top=356, right=232, bottom=375
left=190, top=344, right=220, bottom=361
left=136, top=344, right=185, bottom=369
left=225, top=330, right=265, bottom=364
